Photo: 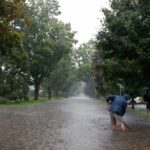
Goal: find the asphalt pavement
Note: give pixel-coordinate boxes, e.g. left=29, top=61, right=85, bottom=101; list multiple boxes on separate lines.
left=0, top=96, right=150, bottom=150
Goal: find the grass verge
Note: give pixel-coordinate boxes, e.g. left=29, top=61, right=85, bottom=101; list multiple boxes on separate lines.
left=127, top=106, right=147, bottom=117
left=0, top=98, right=49, bottom=108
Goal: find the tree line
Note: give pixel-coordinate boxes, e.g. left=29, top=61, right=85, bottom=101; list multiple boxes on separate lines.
left=0, top=0, right=77, bottom=103
left=93, top=0, right=150, bottom=98
left=2, top=0, right=147, bottom=103
left=0, top=0, right=96, bottom=103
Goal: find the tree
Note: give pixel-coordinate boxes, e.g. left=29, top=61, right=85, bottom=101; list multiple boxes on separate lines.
left=73, top=40, right=96, bottom=97
left=24, top=0, right=76, bottom=99
left=0, top=0, right=29, bottom=101
left=94, top=0, right=150, bottom=97
left=0, top=0, right=28, bottom=56
left=42, top=54, right=77, bottom=98
left=92, top=50, right=105, bottom=97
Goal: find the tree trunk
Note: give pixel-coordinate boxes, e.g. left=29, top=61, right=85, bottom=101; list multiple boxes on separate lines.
left=34, top=82, right=40, bottom=100
left=47, top=87, right=51, bottom=100
left=131, top=98, right=135, bottom=109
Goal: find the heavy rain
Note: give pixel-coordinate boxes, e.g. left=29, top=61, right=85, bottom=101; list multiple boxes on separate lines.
left=0, top=0, right=150, bottom=150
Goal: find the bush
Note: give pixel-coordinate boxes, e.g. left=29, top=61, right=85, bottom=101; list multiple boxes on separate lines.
left=0, top=97, right=9, bottom=104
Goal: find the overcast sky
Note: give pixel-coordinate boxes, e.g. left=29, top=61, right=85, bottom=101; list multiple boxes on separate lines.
left=58, top=0, right=109, bottom=46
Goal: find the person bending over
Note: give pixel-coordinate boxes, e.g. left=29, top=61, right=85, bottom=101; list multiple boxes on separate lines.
left=106, top=94, right=130, bottom=131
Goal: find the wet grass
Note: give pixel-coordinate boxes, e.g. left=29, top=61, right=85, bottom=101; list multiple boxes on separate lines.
left=0, top=98, right=49, bottom=108
left=0, top=96, right=67, bottom=108
left=127, top=107, right=147, bottom=117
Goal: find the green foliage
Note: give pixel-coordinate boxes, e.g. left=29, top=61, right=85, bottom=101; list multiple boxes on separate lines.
left=42, top=54, right=77, bottom=98
left=0, top=98, right=49, bottom=106
left=74, top=40, right=95, bottom=81
left=0, top=0, right=77, bottom=102
left=0, top=0, right=29, bottom=56
left=24, top=0, right=76, bottom=99
left=0, top=97, right=9, bottom=104
left=73, top=40, right=96, bottom=97
left=0, top=0, right=29, bottom=100
left=94, top=0, right=150, bottom=97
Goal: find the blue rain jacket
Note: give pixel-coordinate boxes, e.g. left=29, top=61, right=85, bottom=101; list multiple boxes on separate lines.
left=106, top=95, right=129, bottom=116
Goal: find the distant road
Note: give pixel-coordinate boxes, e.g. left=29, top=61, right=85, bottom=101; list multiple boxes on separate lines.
left=128, top=103, right=146, bottom=109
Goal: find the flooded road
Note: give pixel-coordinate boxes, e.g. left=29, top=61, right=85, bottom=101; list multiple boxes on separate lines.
left=0, top=96, right=150, bottom=150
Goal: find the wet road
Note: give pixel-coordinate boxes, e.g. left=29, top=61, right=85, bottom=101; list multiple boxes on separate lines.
left=0, top=96, right=150, bottom=150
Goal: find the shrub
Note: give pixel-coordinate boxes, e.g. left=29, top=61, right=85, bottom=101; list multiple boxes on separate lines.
left=0, top=97, right=9, bottom=104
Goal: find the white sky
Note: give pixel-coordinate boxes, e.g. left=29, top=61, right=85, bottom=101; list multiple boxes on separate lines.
left=58, top=0, right=109, bottom=46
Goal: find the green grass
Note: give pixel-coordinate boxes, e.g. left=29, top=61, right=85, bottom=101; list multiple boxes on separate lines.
left=127, top=107, right=148, bottom=116
left=0, top=96, right=67, bottom=108
left=0, top=98, right=49, bottom=108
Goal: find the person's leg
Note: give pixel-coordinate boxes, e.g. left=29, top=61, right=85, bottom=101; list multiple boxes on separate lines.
left=146, top=103, right=149, bottom=115
left=120, top=122, right=126, bottom=131
left=146, top=103, right=150, bottom=115
left=109, top=112, right=116, bottom=130
left=148, top=109, right=150, bottom=116
left=147, top=103, right=150, bottom=116
left=115, top=114, right=126, bottom=131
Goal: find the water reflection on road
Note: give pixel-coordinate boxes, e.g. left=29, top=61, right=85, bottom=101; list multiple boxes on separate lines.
left=0, top=96, right=150, bottom=150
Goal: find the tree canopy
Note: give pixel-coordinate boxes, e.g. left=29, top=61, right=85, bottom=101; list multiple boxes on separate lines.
left=74, top=40, right=96, bottom=97
left=0, top=0, right=77, bottom=102
left=24, top=0, right=76, bottom=100
left=94, top=0, right=150, bottom=97
left=0, top=0, right=29, bottom=101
